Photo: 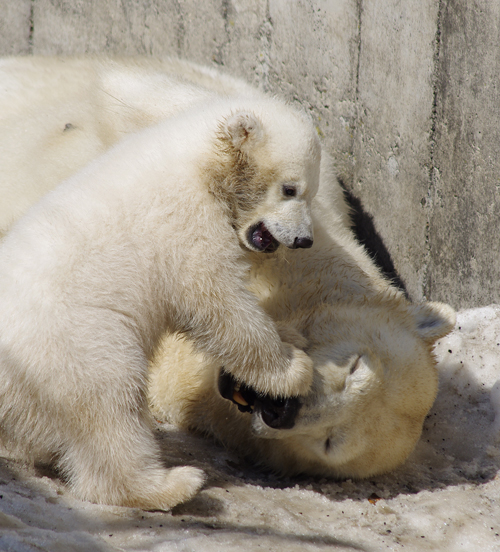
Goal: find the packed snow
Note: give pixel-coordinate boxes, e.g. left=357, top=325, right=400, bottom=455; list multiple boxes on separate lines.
left=0, top=306, right=499, bottom=551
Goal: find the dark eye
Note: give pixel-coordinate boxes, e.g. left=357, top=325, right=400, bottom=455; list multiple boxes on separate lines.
left=349, top=355, right=361, bottom=375
left=282, top=184, right=297, bottom=197
left=325, top=438, right=331, bottom=453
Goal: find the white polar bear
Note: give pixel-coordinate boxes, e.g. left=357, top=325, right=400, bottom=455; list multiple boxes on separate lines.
left=0, top=57, right=456, bottom=482
left=0, top=94, right=321, bottom=510
left=0, top=56, right=263, bottom=238
left=148, top=152, right=456, bottom=478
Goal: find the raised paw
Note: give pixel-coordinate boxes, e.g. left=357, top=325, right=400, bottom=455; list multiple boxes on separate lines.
left=226, top=343, right=313, bottom=399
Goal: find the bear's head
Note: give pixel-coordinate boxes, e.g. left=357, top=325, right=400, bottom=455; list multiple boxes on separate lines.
left=242, top=300, right=456, bottom=478
left=211, top=105, right=321, bottom=253
left=150, top=298, right=456, bottom=480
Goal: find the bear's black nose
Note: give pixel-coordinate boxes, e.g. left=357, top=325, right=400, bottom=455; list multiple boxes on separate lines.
left=293, top=237, right=313, bottom=249
left=256, top=395, right=301, bottom=429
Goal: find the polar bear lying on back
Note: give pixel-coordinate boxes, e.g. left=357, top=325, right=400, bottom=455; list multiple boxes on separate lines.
left=0, top=95, right=321, bottom=510
left=150, top=152, right=456, bottom=478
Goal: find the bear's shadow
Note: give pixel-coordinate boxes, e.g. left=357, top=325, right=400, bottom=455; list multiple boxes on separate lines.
left=340, top=182, right=408, bottom=297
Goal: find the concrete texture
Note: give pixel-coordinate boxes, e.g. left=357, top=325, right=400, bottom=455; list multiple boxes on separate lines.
left=0, top=0, right=498, bottom=309
left=352, top=0, right=439, bottom=301
left=0, top=1, right=32, bottom=54
left=428, top=0, right=500, bottom=308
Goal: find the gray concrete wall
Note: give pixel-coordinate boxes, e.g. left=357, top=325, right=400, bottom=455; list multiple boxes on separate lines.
left=428, top=0, right=500, bottom=308
left=0, top=0, right=498, bottom=309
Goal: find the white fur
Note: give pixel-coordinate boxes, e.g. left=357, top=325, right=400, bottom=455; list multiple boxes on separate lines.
left=0, top=82, right=321, bottom=508
left=0, top=56, right=455, bottom=487
left=149, top=178, right=456, bottom=478
left=0, top=56, right=261, bottom=238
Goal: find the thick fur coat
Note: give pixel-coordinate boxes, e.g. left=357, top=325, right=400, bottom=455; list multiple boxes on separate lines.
left=0, top=87, right=321, bottom=509
left=0, top=57, right=456, bottom=500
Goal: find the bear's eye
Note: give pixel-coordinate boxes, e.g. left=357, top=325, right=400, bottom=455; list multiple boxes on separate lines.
left=349, top=355, right=362, bottom=375
left=282, top=184, right=297, bottom=197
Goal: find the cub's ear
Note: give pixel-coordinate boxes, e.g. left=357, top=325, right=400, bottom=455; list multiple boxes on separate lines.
left=222, top=111, right=264, bottom=151
left=412, top=301, right=456, bottom=343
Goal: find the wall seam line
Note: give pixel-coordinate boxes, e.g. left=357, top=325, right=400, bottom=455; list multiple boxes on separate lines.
left=28, top=0, right=35, bottom=53
left=423, top=0, right=444, bottom=301
left=353, top=0, right=363, bottom=157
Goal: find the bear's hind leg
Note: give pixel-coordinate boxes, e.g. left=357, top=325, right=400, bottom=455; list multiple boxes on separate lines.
left=58, top=409, right=205, bottom=510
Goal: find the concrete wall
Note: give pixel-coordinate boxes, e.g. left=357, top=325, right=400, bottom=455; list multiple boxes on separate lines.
left=0, top=0, right=498, bottom=309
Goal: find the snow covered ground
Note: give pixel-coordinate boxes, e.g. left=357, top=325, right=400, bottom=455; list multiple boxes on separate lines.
left=0, top=305, right=499, bottom=551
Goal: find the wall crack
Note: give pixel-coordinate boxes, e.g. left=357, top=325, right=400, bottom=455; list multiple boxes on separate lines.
left=28, top=0, right=35, bottom=53
left=423, top=0, right=444, bottom=300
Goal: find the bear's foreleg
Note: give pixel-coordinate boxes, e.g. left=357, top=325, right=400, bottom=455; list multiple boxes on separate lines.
left=178, top=268, right=313, bottom=398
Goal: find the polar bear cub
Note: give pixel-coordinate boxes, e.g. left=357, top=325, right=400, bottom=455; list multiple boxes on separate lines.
left=0, top=96, right=320, bottom=509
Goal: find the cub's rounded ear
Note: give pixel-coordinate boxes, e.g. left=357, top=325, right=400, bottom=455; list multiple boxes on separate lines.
left=222, top=111, right=264, bottom=151
left=412, top=301, right=456, bottom=343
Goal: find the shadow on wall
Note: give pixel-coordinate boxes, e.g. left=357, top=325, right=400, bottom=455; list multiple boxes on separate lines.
left=339, top=181, right=409, bottom=298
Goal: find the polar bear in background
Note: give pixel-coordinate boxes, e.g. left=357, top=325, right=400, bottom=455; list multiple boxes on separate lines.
left=0, top=57, right=456, bottom=482
left=0, top=92, right=322, bottom=510
left=0, top=56, right=265, bottom=238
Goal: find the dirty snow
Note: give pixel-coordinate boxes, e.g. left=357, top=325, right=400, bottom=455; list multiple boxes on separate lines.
left=0, top=306, right=499, bottom=551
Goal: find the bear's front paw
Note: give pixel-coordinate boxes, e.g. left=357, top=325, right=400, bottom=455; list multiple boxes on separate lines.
left=218, top=370, right=301, bottom=429
left=221, top=341, right=313, bottom=399
left=236, top=343, right=313, bottom=398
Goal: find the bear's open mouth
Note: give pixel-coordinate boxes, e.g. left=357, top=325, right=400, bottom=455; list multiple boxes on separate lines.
left=247, top=222, right=280, bottom=253
left=218, top=370, right=300, bottom=429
